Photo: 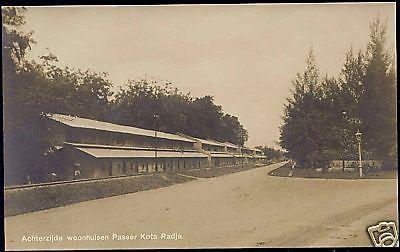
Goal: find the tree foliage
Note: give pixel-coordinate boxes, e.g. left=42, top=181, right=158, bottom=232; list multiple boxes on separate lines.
left=280, top=18, right=396, bottom=169
left=109, top=79, right=248, bottom=145
left=358, top=19, right=397, bottom=165
left=2, top=8, right=248, bottom=185
left=280, top=50, right=337, bottom=167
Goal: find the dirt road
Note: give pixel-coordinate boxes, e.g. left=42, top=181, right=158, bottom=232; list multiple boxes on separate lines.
left=5, top=163, right=398, bottom=249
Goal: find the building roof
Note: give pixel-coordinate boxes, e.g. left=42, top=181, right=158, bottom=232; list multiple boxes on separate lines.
left=46, top=113, right=196, bottom=143
left=206, top=139, right=226, bottom=146
left=168, top=132, right=238, bottom=149
left=191, top=137, right=226, bottom=147
left=64, top=142, right=197, bottom=152
left=224, top=142, right=239, bottom=149
left=211, top=153, right=234, bottom=158
left=75, top=147, right=208, bottom=159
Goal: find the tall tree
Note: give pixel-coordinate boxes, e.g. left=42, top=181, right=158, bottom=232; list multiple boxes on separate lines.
left=2, top=7, right=43, bottom=185
left=358, top=18, right=397, bottom=165
left=339, top=48, right=366, bottom=117
left=280, top=50, right=325, bottom=167
left=3, top=8, right=116, bottom=185
left=280, top=18, right=396, bottom=169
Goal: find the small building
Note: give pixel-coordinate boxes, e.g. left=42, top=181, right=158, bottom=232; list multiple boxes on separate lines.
left=45, top=114, right=208, bottom=180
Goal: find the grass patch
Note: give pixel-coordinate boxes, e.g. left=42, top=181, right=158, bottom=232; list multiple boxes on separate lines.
left=179, top=163, right=267, bottom=178
left=269, top=163, right=397, bottom=179
left=163, top=172, right=197, bottom=183
left=4, top=173, right=193, bottom=217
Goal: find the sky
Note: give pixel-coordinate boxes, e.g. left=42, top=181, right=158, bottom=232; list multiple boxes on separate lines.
left=21, top=3, right=396, bottom=148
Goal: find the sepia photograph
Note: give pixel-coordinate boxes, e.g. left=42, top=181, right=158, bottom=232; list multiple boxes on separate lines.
left=2, top=3, right=398, bottom=249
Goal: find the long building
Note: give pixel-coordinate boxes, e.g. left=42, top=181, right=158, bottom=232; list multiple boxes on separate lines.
left=44, top=113, right=266, bottom=181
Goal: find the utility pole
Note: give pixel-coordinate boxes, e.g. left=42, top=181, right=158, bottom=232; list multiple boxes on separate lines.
left=355, top=129, right=363, bottom=178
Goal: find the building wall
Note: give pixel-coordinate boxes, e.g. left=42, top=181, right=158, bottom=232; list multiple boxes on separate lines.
left=58, top=123, right=195, bottom=151
left=211, top=157, right=235, bottom=167
left=203, top=144, right=225, bottom=152
left=50, top=147, right=251, bottom=182
left=54, top=146, right=209, bottom=181
left=235, top=157, right=245, bottom=165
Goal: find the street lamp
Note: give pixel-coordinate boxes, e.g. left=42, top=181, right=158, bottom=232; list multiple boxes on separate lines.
left=341, top=111, right=347, bottom=172
left=355, top=129, right=363, bottom=178
left=154, top=114, right=159, bottom=172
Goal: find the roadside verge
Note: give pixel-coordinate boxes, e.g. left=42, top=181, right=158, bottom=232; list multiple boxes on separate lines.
left=4, top=173, right=193, bottom=217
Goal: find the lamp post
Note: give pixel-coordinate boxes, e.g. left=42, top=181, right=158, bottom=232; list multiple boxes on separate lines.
left=44, top=152, right=48, bottom=182
left=154, top=114, right=159, bottom=172
left=355, top=129, right=363, bottom=178
left=341, top=111, right=347, bottom=172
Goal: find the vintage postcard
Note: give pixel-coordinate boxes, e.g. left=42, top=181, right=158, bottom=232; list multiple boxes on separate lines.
left=2, top=3, right=398, bottom=249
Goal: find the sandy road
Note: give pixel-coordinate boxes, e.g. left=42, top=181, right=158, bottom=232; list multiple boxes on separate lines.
left=4, top=162, right=398, bottom=249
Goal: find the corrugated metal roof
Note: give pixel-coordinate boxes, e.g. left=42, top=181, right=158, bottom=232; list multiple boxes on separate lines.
left=46, top=113, right=196, bottom=143
left=179, top=134, right=238, bottom=149
left=224, top=142, right=239, bottom=149
left=193, top=137, right=226, bottom=147
left=206, top=139, right=227, bottom=146
left=210, top=153, right=234, bottom=158
left=76, top=147, right=208, bottom=158
left=65, top=142, right=195, bottom=152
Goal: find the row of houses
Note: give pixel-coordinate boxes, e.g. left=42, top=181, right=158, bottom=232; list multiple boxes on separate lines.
left=44, top=113, right=267, bottom=181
